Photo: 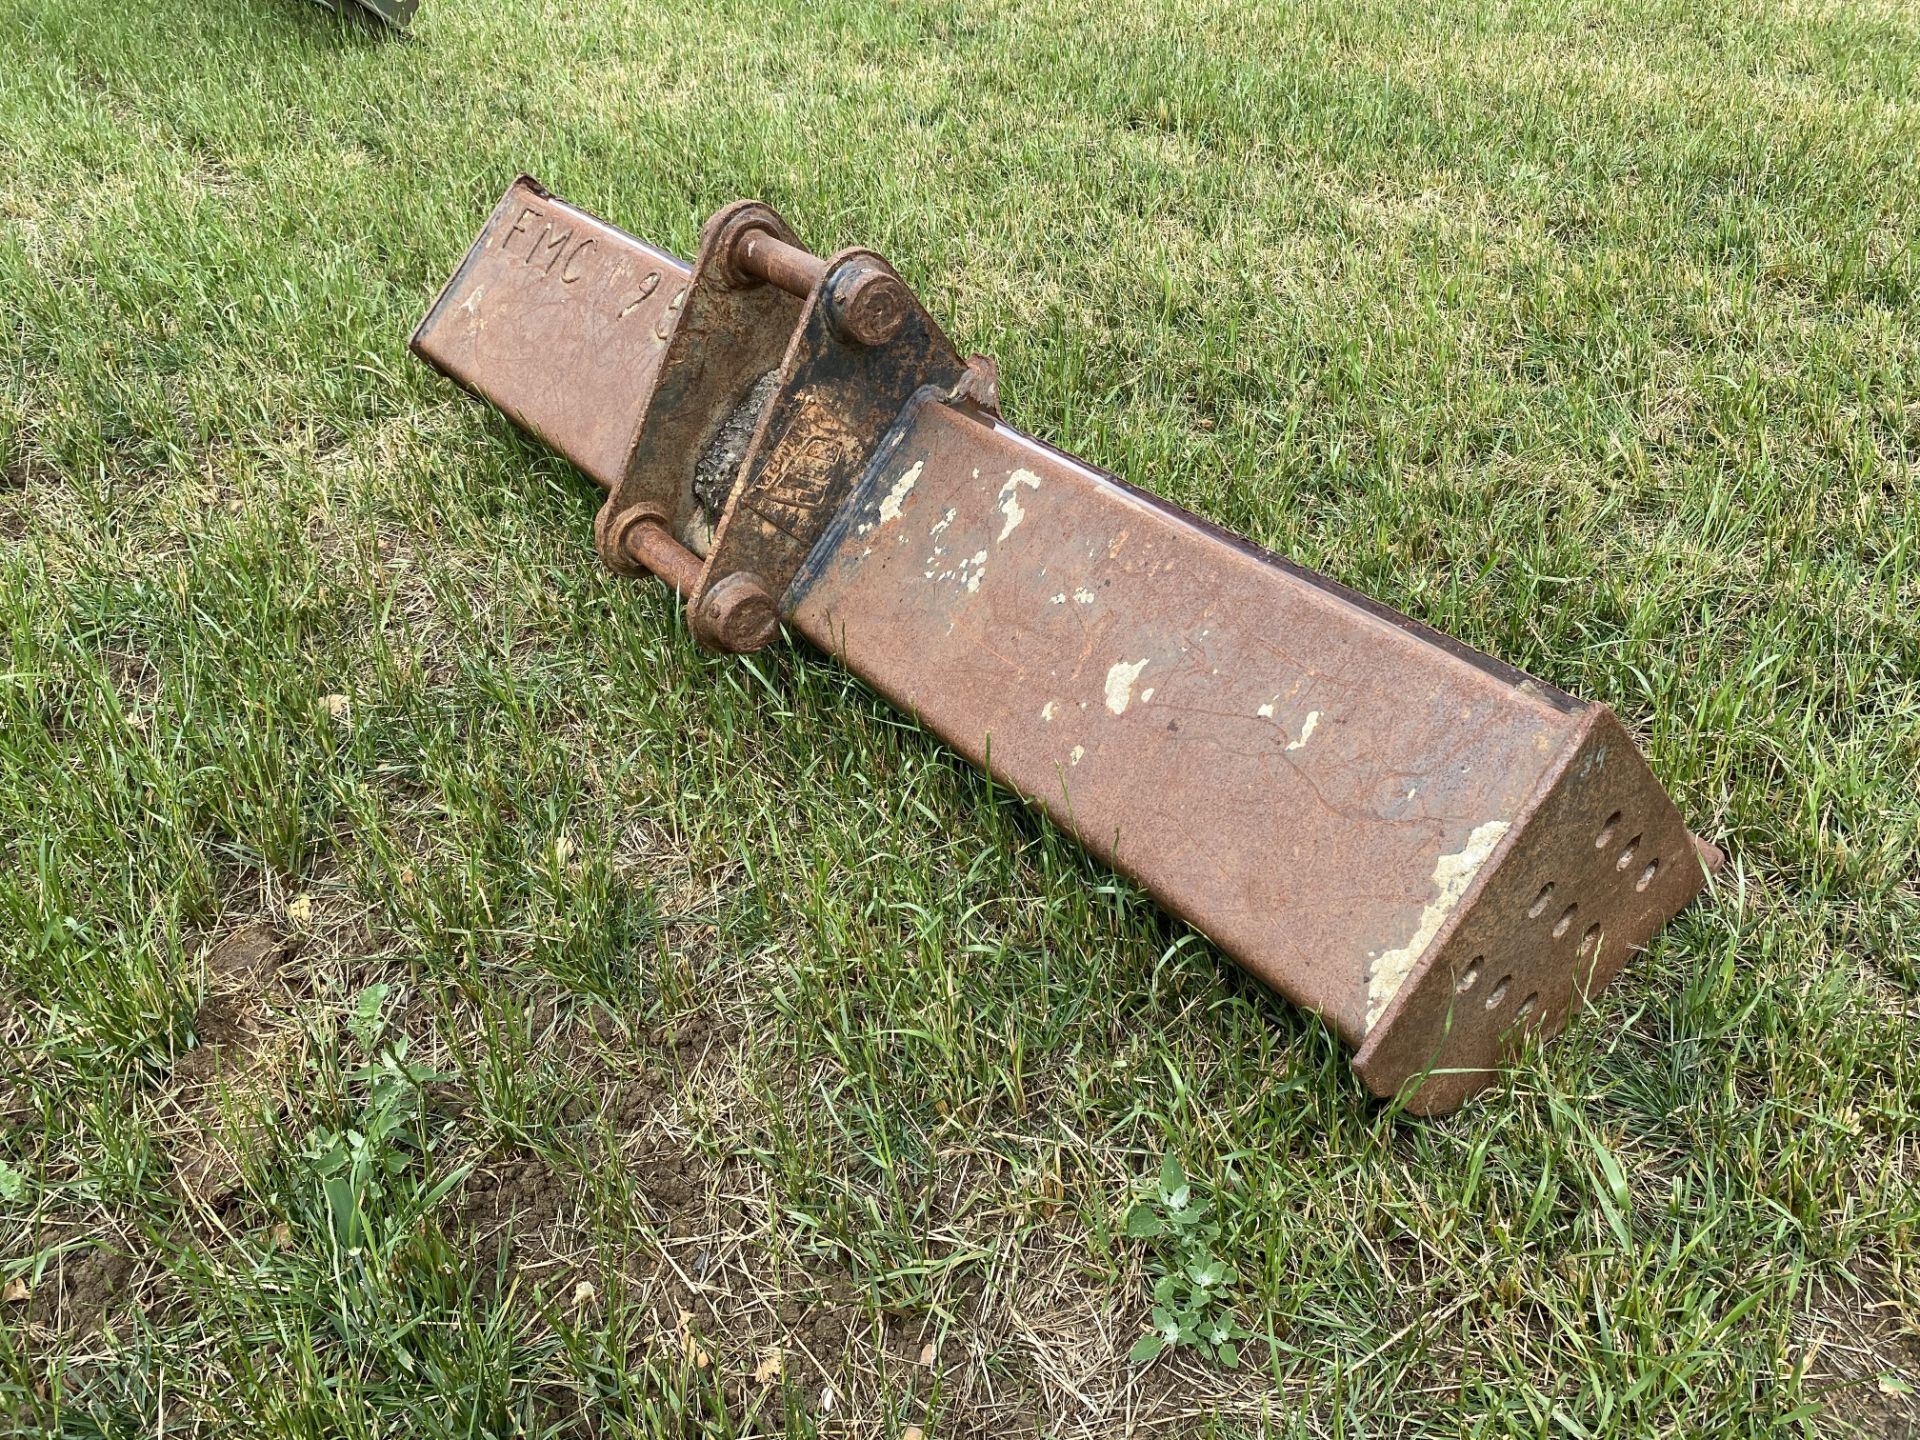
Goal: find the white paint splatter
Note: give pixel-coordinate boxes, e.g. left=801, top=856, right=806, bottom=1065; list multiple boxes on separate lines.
left=1365, top=819, right=1511, bottom=1030
left=996, top=468, right=1041, bottom=541
left=1140, top=687, right=1154, bottom=703
left=1104, top=658, right=1150, bottom=715
left=1041, top=701, right=1057, bottom=722
left=1049, top=593, right=1067, bottom=604
left=878, top=462, right=922, bottom=524
left=963, top=550, right=989, bottom=592
left=1286, top=710, right=1321, bottom=752
left=929, top=507, right=955, bottom=538
left=1070, top=745, right=1085, bottom=765
left=1256, top=701, right=1275, bottom=719
left=1073, top=587, right=1096, bottom=605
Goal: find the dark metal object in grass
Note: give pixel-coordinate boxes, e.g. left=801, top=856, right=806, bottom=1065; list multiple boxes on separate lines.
left=312, top=0, right=418, bottom=29
left=411, top=176, right=1722, bottom=1114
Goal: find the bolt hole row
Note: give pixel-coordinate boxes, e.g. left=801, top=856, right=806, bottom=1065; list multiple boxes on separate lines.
left=1455, top=957, right=1538, bottom=1024
left=1451, top=809, right=1674, bottom=1033
left=1528, top=818, right=1667, bottom=928
left=1605, top=816, right=1663, bottom=891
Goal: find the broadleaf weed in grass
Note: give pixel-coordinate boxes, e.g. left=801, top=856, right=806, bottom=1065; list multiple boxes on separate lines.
left=300, top=983, right=462, bottom=1257
left=1124, top=1154, right=1252, bottom=1368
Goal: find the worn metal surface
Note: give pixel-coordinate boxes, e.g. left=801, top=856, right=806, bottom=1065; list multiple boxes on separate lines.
left=606, top=202, right=806, bottom=563
left=789, top=396, right=1709, bottom=1112
left=412, top=177, right=1716, bottom=1113
left=696, top=249, right=972, bottom=637
left=411, top=177, right=691, bottom=493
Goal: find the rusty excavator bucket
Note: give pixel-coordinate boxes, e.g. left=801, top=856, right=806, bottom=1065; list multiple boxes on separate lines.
left=411, top=177, right=1719, bottom=1114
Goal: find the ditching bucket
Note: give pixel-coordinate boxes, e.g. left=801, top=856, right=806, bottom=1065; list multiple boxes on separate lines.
left=412, top=177, right=1719, bottom=1113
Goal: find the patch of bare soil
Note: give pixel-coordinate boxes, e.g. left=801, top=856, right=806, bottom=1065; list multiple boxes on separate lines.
left=606, top=1167, right=945, bottom=1429
left=1807, top=1267, right=1920, bottom=1438
left=647, top=1013, right=741, bottom=1065
left=23, top=1240, right=137, bottom=1335
left=453, top=1073, right=704, bottom=1296
left=100, top=644, right=161, bottom=721
left=0, top=455, right=36, bottom=543
left=166, top=923, right=305, bottom=1211
left=0, top=981, right=34, bottom=1129
left=6, top=1205, right=181, bottom=1352
left=459, top=1151, right=575, bottom=1291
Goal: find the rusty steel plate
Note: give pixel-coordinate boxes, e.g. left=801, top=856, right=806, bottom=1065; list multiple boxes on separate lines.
left=788, top=397, right=1709, bottom=1112
left=412, top=178, right=1716, bottom=1113
left=411, top=177, right=691, bottom=489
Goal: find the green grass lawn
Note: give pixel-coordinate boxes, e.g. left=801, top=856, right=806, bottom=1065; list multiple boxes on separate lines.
left=2, top=0, right=1918, bottom=1433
